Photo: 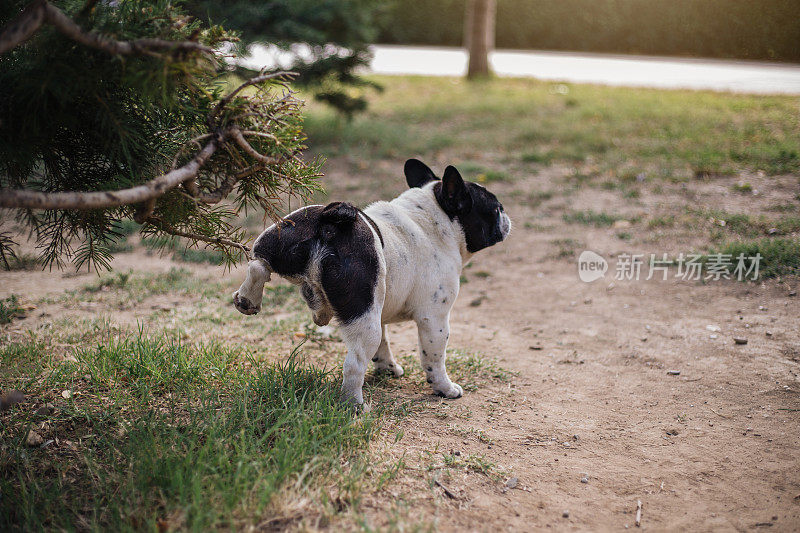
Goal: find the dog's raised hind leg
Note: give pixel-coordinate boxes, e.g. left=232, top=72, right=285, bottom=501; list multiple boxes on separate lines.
left=233, top=259, right=271, bottom=315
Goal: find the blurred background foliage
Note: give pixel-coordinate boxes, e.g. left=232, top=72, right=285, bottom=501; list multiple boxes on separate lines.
left=377, top=0, right=800, bottom=62
left=187, top=0, right=386, bottom=116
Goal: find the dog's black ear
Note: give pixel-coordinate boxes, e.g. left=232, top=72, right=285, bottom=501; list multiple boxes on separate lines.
left=439, top=165, right=472, bottom=215
left=404, top=158, right=438, bottom=188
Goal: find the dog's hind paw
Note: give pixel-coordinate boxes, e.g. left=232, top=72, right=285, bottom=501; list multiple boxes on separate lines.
left=373, top=362, right=404, bottom=378
left=232, top=291, right=260, bottom=315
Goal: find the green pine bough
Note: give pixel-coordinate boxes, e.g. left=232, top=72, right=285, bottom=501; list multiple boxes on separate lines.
left=0, top=0, right=323, bottom=271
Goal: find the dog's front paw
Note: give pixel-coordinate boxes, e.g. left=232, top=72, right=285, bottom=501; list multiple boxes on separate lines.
left=434, top=382, right=463, bottom=399
left=341, top=396, right=369, bottom=415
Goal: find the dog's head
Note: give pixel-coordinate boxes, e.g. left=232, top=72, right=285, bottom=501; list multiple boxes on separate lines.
left=404, top=158, right=511, bottom=253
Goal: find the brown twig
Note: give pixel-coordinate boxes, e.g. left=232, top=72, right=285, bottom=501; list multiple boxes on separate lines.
left=0, top=0, right=214, bottom=56
left=133, top=198, right=156, bottom=224
left=0, top=0, right=47, bottom=55
left=709, top=407, right=733, bottom=419
left=0, top=138, right=219, bottom=210
left=229, top=128, right=285, bottom=165
left=208, top=70, right=296, bottom=126
left=434, top=479, right=458, bottom=500
left=196, top=165, right=263, bottom=204
left=171, top=133, right=214, bottom=170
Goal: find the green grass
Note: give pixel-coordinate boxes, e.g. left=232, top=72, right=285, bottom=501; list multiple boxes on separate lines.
left=304, top=76, right=800, bottom=177
left=526, top=190, right=555, bottom=207
left=767, top=202, right=798, bottom=213
left=701, top=209, right=800, bottom=238
left=647, top=215, right=676, bottom=229
left=447, top=424, right=494, bottom=444
left=440, top=349, right=515, bottom=393
left=0, top=329, right=383, bottom=531
left=394, top=348, right=514, bottom=394
left=143, top=235, right=226, bottom=265
left=562, top=210, right=623, bottom=227
left=76, top=267, right=225, bottom=303
left=714, top=238, right=800, bottom=279
left=0, top=294, right=24, bottom=324
left=455, top=162, right=512, bottom=184
left=435, top=452, right=505, bottom=481
left=0, top=312, right=509, bottom=530
left=550, top=237, right=582, bottom=259
left=1, top=253, right=40, bottom=271
left=73, top=328, right=238, bottom=399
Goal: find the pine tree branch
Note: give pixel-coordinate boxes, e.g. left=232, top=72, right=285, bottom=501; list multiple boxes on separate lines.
left=0, top=126, right=299, bottom=211
left=0, top=0, right=213, bottom=56
left=196, top=165, right=262, bottom=204
left=0, top=138, right=219, bottom=210
left=208, top=70, right=297, bottom=126
left=229, top=127, right=285, bottom=165
left=1, top=1, right=321, bottom=270
left=142, top=214, right=252, bottom=260
left=0, top=0, right=46, bottom=55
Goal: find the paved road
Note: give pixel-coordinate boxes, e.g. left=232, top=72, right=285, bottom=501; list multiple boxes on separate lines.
left=368, top=45, right=800, bottom=94
left=244, top=44, right=800, bottom=95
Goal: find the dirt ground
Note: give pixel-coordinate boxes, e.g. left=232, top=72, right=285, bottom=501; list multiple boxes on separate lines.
left=2, top=161, right=799, bottom=532
left=318, top=162, right=800, bottom=531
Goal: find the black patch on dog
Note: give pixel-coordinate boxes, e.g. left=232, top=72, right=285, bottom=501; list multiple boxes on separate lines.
left=253, top=202, right=381, bottom=325
left=317, top=202, right=380, bottom=324
left=433, top=166, right=507, bottom=253
left=404, top=158, right=438, bottom=188
left=253, top=205, right=325, bottom=277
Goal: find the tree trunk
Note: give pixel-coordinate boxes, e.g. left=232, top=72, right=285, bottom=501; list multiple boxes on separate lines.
left=464, top=0, right=496, bottom=79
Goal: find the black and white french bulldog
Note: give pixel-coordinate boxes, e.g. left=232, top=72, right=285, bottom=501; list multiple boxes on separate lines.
left=233, top=159, right=511, bottom=405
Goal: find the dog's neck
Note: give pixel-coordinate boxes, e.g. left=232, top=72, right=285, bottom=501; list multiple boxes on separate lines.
left=388, top=184, right=472, bottom=265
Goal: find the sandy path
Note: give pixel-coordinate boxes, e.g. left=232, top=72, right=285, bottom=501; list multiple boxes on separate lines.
left=349, top=192, right=800, bottom=531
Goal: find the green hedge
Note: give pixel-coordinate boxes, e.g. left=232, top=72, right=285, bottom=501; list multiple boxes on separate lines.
left=377, top=0, right=800, bottom=62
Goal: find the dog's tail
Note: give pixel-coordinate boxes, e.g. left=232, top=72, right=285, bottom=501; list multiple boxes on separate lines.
left=232, top=258, right=272, bottom=315
left=318, top=202, right=359, bottom=242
